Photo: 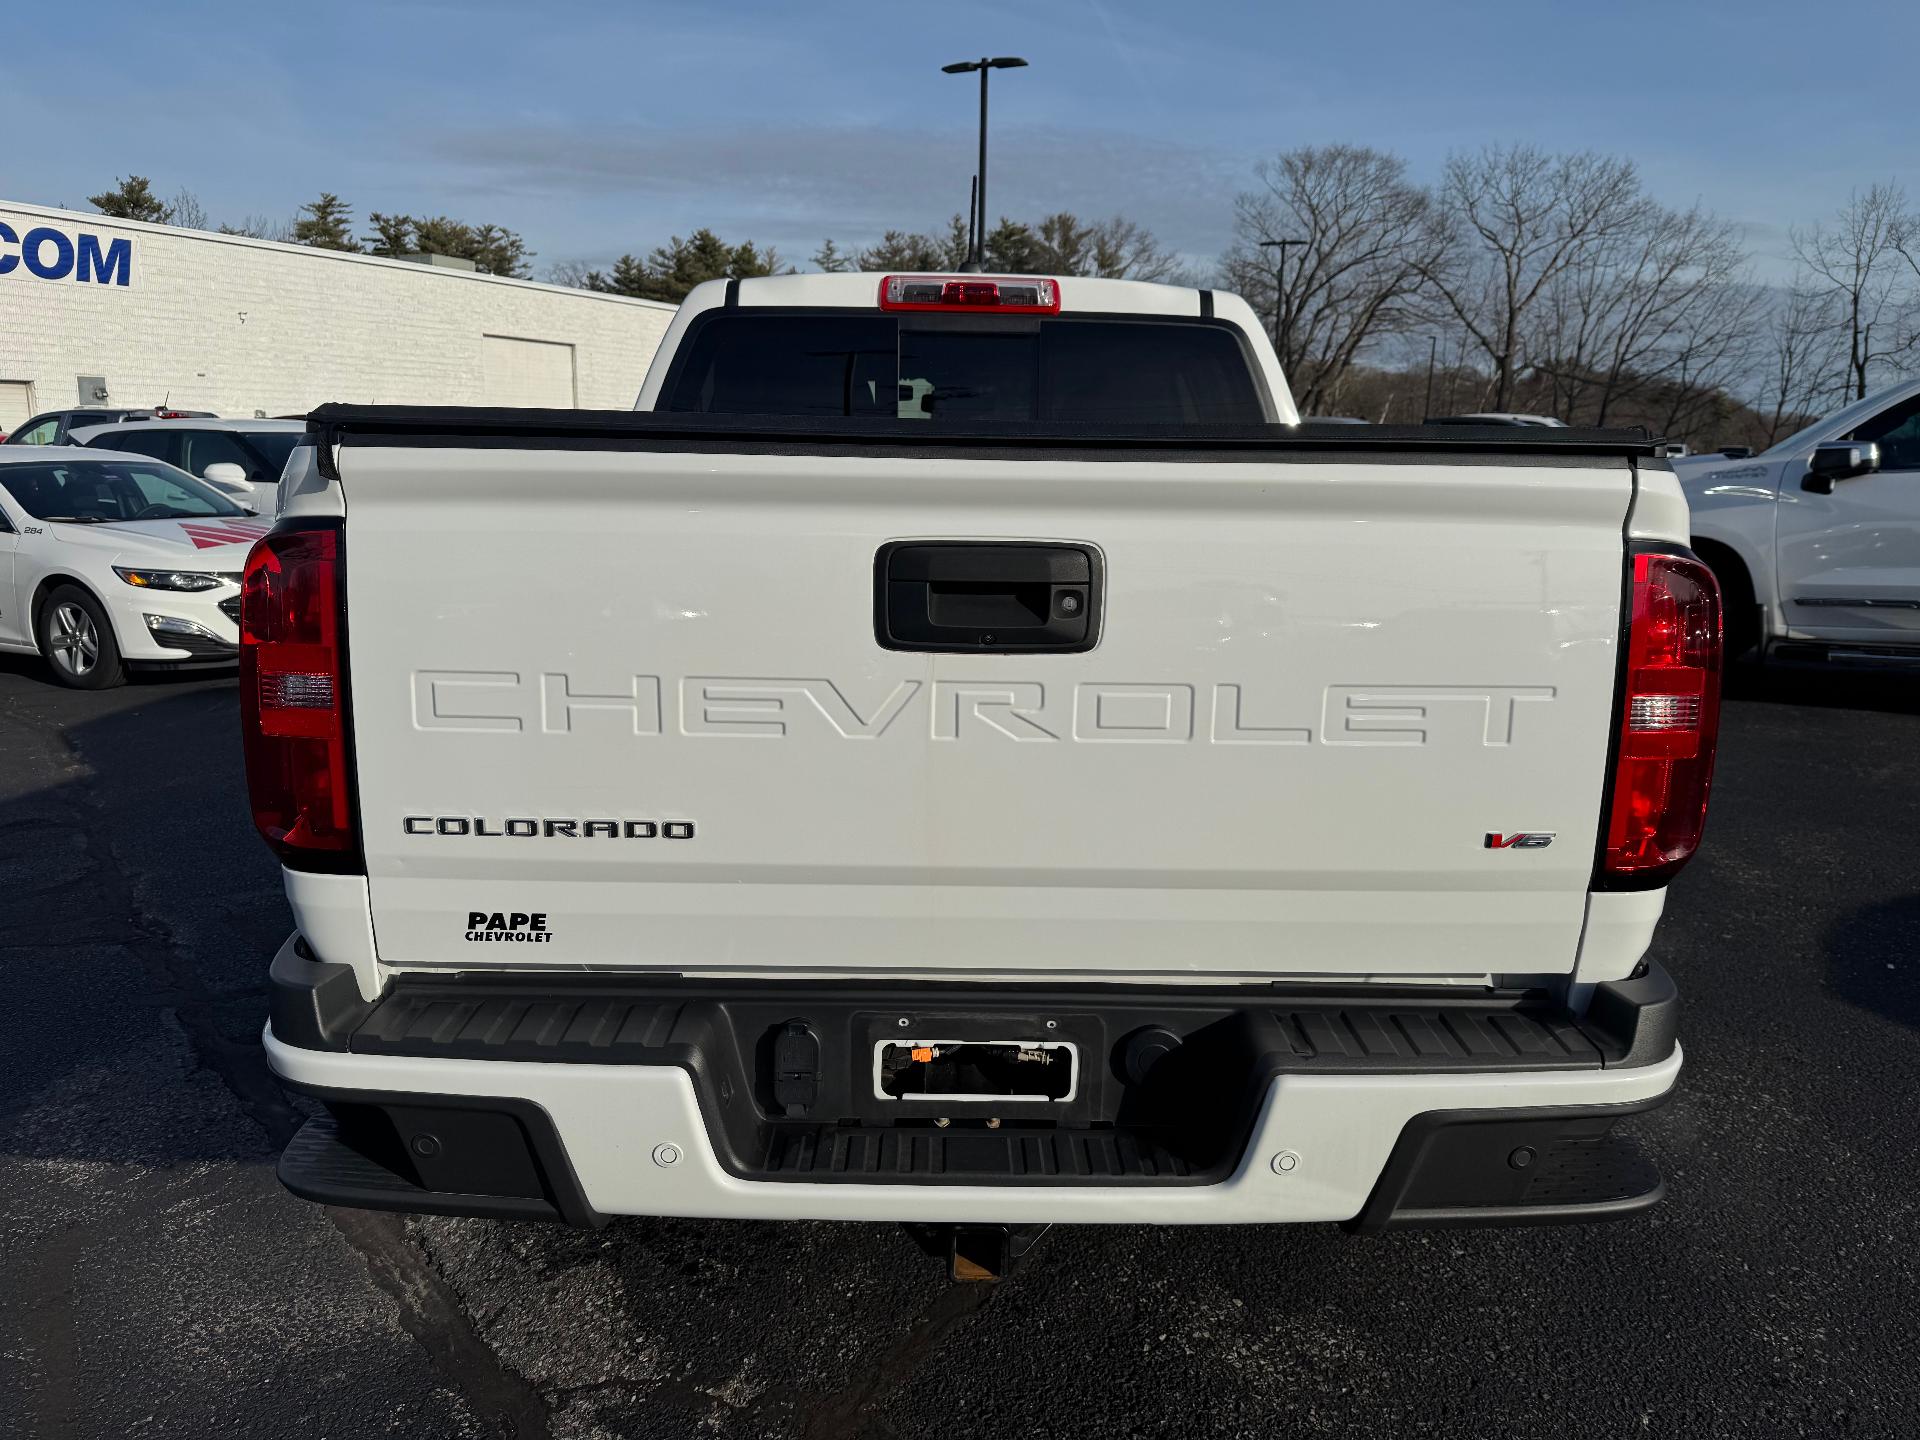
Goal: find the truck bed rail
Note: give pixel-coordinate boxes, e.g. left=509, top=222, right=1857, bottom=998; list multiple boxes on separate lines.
left=305, top=404, right=1665, bottom=467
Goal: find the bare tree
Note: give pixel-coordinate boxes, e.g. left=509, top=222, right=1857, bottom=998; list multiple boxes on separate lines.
left=1530, top=202, right=1758, bottom=427
left=1753, top=281, right=1848, bottom=444
left=1792, top=182, right=1919, bottom=400
left=168, top=189, right=210, bottom=231
left=1648, top=279, right=1768, bottom=439
left=545, top=258, right=597, bottom=288
left=1079, top=216, right=1183, bottom=282
left=218, top=214, right=296, bottom=242
left=1418, top=146, right=1650, bottom=411
left=1220, top=145, right=1441, bottom=414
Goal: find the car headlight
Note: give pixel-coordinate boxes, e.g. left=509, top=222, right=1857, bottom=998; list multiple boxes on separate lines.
left=113, top=567, right=224, bottom=592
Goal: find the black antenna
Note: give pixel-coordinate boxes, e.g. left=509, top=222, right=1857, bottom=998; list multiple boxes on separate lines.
left=967, top=175, right=979, bottom=266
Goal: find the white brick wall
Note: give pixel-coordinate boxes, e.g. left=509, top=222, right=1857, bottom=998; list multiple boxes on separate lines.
left=0, top=202, right=675, bottom=417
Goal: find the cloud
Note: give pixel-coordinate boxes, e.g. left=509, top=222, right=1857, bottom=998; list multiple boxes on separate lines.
left=424, top=120, right=1252, bottom=260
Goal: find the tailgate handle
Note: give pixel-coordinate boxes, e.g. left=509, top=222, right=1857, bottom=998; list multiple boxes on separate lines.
left=875, top=542, right=1102, bottom=653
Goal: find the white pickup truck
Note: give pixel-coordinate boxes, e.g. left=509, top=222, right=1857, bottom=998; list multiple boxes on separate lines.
left=1677, top=378, right=1920, bottom=665
left=249, top=273, right=1716, bottom=1273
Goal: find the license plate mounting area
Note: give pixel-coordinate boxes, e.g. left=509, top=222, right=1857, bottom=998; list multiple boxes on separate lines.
left=875, top=1039, right=1077, bottom=1102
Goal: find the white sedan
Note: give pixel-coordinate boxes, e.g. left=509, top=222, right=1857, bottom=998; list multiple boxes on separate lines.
left=0, top=446, right=271, bottom=688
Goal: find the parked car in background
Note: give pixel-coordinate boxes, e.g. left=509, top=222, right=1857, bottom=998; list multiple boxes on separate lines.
left=73, top=417, right=304, bottom=514
left=4, top=407, right=217, bottom=447
left=0, top=448, right=268, bottom=688
left=1674, top=379, right=1920, bottom=665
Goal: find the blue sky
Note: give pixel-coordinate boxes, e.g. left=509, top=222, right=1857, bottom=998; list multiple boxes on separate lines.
left=5, top=0, right=1916, bottom=280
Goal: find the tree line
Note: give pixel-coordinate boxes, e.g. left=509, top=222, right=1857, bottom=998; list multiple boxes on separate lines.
left=1218, top=145, right=1920, bottom=445
left=549, top=211, right=1180, bottom=303
left=87, top=177, right=533, bottom=278
left=87, top=149, right=1920, bottom=447
left=582, top=150, right=1920, bottom=448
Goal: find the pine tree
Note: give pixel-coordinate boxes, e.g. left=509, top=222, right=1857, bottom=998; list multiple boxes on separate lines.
left=293, top=193, right=358, bottom=251
left=88, top=176, right=171, bottom=224
left=584, top=230, right=784, bottom=303
left=363, top=212, right=415, bottom=257
left=468, top=222, right=532, bottom=278
left=857, top=230, right=947, bottom=271
left=811, top=238, right=853, bottom=273
left=585, top=254, right=651, bottom=296
left=982, top=218, right=1044, bottom=274
left=410, top=215, right=474, bottom=258
left=856, top=217, right=972, bottom=272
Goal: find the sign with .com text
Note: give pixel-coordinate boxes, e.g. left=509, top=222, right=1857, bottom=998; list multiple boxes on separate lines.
left=0, top=219, right=133, bottom=287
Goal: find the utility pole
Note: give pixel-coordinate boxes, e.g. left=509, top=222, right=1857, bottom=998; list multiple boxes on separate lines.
left=1258, top=238, right=1307, bottom=363
left=943, top=57, right=1029, bottom=271
left=1424, top=335, right=1438, bottom=420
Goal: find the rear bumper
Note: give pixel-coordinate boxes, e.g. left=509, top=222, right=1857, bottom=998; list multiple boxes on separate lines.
left=262, top=942, right=1681, bottom=1228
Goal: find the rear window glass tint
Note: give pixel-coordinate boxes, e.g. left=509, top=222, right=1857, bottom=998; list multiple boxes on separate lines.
left=660, top=314, right=1266, bottom=423
left=665, top=315, right=895, bottom=417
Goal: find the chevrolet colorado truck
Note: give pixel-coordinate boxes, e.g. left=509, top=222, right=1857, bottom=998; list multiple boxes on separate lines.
left=248, top=273, right=1716, bottom=1269
left=1675, top=378, right=1920, bottom=665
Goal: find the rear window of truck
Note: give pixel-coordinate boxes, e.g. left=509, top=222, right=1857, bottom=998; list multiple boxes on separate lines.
left=659, top=313, right=1269, bottom=424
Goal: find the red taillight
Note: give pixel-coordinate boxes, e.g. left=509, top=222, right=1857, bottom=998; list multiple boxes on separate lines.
left=878, top=274, right=1061, bottom=313
left=1599, top=550, right=1722, bottom=885
left=240, top=524, right=358, bottom=867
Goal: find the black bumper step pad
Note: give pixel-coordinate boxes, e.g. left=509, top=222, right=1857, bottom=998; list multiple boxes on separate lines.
left=1346, top=1098, right=1669, bottom=1233
left=279, top=1114, right=566, bottom=1223
left=762, top=1125, right=1201, bottom=1183
left=1519, top=1129, right=1664, bottom=1208
left=347, top=990, right=1601, bottom=1073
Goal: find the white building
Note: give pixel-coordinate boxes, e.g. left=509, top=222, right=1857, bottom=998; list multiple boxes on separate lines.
left=0, top=201, right=676, bottom=431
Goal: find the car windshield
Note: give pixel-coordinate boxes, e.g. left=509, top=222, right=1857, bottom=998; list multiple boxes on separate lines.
left=1758, top=390, right=1903, bottom=458
left=0, top=458, right=247, bottom=523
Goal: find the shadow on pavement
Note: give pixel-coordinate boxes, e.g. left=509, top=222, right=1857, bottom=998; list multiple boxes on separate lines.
left=0, top=647, right=239, bottom=689
left=1824, top=895, right=1920, bottom=1033
left=0, top=673, right=296, bottom=1172
left=1723, top=660, right=1920, bottom=716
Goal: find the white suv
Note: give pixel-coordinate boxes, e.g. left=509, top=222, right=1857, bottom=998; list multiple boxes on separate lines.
left=73, top=417, right=306, bottom=515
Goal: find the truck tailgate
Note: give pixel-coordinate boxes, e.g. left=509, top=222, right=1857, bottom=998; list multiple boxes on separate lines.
left=334, top=436, right=1632, bottom=981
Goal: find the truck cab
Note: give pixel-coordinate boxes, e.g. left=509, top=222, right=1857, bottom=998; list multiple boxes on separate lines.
left=635, top=272, right=1298, bottom=423
left=1677, top=379, right=1920, bottom=663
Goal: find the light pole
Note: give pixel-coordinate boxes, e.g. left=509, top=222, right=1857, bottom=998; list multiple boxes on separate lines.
left=1258, top=238, right=1307, bottom=361
left=942, top=56, right=1028, bottom=271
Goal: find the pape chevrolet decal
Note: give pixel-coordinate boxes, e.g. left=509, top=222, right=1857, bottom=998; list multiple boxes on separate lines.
left=465, top=910, right=553, bottom=943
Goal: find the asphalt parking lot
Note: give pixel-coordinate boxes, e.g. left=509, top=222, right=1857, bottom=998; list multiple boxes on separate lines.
left=3, top=654, right=1917, bottom=1440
